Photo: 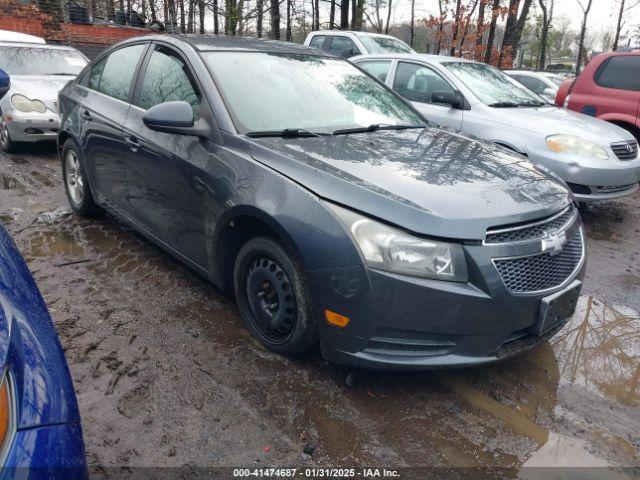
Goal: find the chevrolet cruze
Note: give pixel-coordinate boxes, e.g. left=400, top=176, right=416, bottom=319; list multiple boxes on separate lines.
left=57, top=35, right=585, bottom=369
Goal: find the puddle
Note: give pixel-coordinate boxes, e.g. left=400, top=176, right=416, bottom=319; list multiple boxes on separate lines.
left=551, top=296, right=640, bottom=407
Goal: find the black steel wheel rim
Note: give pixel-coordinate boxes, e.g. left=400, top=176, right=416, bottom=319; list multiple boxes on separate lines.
left=245, top=255, right=297, bottom=344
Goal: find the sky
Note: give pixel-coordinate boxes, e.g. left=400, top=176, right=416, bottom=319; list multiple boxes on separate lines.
left=389, top=0, right=640, bottom=34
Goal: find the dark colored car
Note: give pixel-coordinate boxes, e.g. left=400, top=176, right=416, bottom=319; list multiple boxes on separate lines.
left=556, top=51, right=640, bottom=141
left=58, top=35, right=585, bottom=370
left=0, top=224, right=87, bottom=478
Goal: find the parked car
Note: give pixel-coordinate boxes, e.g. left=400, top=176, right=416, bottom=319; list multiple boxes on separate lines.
left=0, top=69, right=8, bottom=99
left=303, top=30, right=414, bottom=59
left=555, top=50, right=640, bottom=142
left=59, top=35, right=584, bottom=370
left=0, top=224, right=87, bottom=477
left=0, top=29, right=46, bottom=45
left=0, top=32, right=88, bottom=152
left=353, top=54, right=640, bottom=203
left=505, top=70, right=564, bottom=103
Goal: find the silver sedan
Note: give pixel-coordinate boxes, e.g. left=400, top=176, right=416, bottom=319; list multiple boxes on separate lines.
left=353, top=54, right=640, bottom=203
left=0, top=41, right=87, bottom=152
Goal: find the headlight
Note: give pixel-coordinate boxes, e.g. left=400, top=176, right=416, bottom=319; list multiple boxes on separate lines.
left=327, top=203, right=468, bottom=282
left=546, top=134, right=609, bottom=160
left=0, top=372, right=14, bottom=463
left=11, top=94, right=47, bottom=113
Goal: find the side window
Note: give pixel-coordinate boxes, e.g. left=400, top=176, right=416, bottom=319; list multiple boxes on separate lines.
left=137, top=46, right=201, bottom=117
left=393, top=62, right=455, bottom=104
left=309, top=35, right=326, bottom=50
left=89, top=44, right=146, bottom=102
left=359, top=60, right=392, bottom=83
left=518, top=75, right=547, bottom=95
left=595, top=56, right=640, bottom=91
left=329, top=36, right=360, bottom=58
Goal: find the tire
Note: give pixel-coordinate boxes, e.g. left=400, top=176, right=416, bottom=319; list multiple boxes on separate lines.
left=0, top=112, right=16, bottom=153
left=233, top=237, right=317, bottom=356
left=61, top=138, right=101, bottom=217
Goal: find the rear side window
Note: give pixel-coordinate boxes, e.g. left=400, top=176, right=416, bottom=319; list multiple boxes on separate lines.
left=393, top=62, right=455, bottom=104
left=595, top=56, right=640, bottom=91
left=88, top=44, right=146, bottom=101
left=309, top=35, right=326, bottom=50
left=137, top=46, right=201, bottom=116
left=517, top=75, right=548, bottom=95
left=358, top=60, right=392, bottom=83
left=329, top=36, right=360, bottom=58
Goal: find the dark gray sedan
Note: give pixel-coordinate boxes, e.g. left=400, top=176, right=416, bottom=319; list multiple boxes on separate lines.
left=57, top=35, right=585, bottom=369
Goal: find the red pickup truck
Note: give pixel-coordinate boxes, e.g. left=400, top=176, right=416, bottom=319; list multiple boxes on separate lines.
left=556, top=51, right=640, bottom=141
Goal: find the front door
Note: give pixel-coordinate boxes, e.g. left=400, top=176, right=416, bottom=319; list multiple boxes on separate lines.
left=123, top=44, right=210, bottom=267
left=391, top=61, right=464, bottom=131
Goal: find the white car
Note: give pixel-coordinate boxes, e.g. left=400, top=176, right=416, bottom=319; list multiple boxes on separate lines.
left=506, top=70, right=565, bottom=103
left=0, top=31, right=88, bottom=152
left=352, top=53, right=640, bottom=203
left=303, top=31, right=414, bottom=59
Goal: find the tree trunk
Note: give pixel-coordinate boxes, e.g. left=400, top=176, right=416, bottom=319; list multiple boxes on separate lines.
left=458, top=0, right=478, bottom=57
left=270, top=0, right=280, bottom=39
left=178, top=0, right=185, bottom=32
left=213, top=0, right=219, bottom=33
left=148, top=0, right=156, bottom=21
left=315, top=0, right=321, bottom=29
left=450, top=0, right=461, bottom=56
left=257, top=0, right=263, bottom=36
left=475, top=0, right=485, bottom=59
left=355, top=0, right=364, bottom=29
left=329, top=0, right=336, bottom=29
left=498, top=0, right=532, bottom=68
left=484, top=0, right=501, bottom=63
left=435, top=0, right=444, bottom=54
left=384, top=0, right=392, bottom=34
left=187, top=0, right=194, bottom=33
left=340, top=0, right=349, bottom=29
left=537, top=0, right=549, bottom=69
left=409, top=0, right=415, bottom=47
left=576, top=0, right=593, bottom=75
left=613, top=0, right=625, bottom=50
left=198, top=0, right=204, bottom=33
left=286, top=0, right=292, bottom=40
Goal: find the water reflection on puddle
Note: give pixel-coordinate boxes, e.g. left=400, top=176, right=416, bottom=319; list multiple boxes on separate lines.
left=552, top=296, right=640, bottom=407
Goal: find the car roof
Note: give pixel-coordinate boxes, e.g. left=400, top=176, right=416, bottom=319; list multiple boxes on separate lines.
left=0, top=29, right=46, bottom=44
left=352, top=53, right=476, bottom=64
left=169, top=34, right=329, bottom=55
left=0, top=41, right=80, bottom=51
left=308, top=30, right=402, bottom=39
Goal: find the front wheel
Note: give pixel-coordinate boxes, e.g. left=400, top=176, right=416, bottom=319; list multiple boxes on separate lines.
left=0, top=113, right=16, bottom=153
left=62, top=139, right=101, bottom=217
left=233, top=237, right=317, bottom=355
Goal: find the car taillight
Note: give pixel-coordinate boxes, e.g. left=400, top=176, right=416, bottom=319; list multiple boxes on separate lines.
left=0, top=373, right=14, bottom=462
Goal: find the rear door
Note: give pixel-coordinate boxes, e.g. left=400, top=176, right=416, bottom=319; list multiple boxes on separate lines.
left=391, top=61, right=463, bottom=131
left=78, top=42, right=148, bottom=213
left=123, top=43, right=210, bottom=266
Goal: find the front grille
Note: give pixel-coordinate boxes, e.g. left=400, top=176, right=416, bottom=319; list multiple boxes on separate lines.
left=485, top=206, right=576, bottom=244
left=611, top=140, right=638, bottom=160
left=494, top=229, right=583, bottom=294
left=594, top=184, right=636, bottom=193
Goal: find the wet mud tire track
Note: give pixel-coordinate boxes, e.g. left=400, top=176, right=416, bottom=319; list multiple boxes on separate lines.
left=1, top=146, right=639, bottom=475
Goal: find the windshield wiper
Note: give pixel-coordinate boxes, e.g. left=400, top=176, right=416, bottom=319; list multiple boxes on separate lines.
left=332, top=123, right=425, bottom=135
left=48, top=73, right=76, bottom=76
left=488, top=101, right=520, bottom=108
left=246, top=128, right=325, bottom=138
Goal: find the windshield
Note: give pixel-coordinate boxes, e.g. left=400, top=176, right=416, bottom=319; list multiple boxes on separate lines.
left=358, top=35, right=413, bottom=54
left=544, top=74, right=565, bottom=87
left=202, top=52, right=423, bottom=134
left=0, top=47, right=87, bottom=75
left=444, top=62, right=545, bottom=106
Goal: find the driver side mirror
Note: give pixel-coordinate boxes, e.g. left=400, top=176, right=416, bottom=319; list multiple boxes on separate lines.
left=0, top=69, right=10, bottom=100
left=431, top=91, right=462, bottom=109
left=142, top=101, right=209, bottom=138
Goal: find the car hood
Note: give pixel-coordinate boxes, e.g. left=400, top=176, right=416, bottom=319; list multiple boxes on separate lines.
left=490, top=105, right=635, bottom=143
left=7, top=74, right=75, bottom=112
left=247, top=128, right=571, bottom=240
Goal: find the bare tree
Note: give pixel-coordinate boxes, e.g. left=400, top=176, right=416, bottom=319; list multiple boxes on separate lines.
left=340, top=0, right=349, bottom=28
left=537, top=0, right=552, bottom=69
left=475, top=0, right=486, bottom=59
left=198, top=0, right=204, bottom=32
left=270, top=0, right=280, bottom=38
left=409, top=0, right=415, bottom=47
left=449, top=0, right=462, bottom=55
left=435, top=0, right=445, bottom=54
left=385, top=0, right=392, bottom=34
left=257, top=0, right=263, bottom=36
left=575, top=0, right=593, bottom=75
left=613, top=0, right=627, bottom=50
left=329, top=0, right=336, bottom=28
left=484, top=0, right=501, bottom=63
left=498, top=0, right=533, bottom=68
left=286, top=0, right=292, bottom=39
left=213, top=0, right=219, bottom=33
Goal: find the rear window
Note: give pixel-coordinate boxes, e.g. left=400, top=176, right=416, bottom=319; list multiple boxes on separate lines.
left=595, top=56, right=640, bottom=91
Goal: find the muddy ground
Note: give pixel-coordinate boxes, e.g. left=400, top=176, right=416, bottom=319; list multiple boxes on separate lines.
left=1, top=145, right=639, bottom=478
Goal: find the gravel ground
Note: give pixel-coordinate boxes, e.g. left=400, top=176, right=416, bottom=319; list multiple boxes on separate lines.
left=1, top=144, right=639, bottom=478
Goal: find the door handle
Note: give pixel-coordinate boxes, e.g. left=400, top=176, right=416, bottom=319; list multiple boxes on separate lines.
left=124, top=135, right=140, bottom=150
left=81, top=110, right=92, bottom=120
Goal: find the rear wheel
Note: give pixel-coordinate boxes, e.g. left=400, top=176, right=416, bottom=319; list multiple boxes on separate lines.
left=0, top=113, right=16, bottom=153
left=62, top=139, right=101, bottom=217
left=233, top=237, right=317, bottom=355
